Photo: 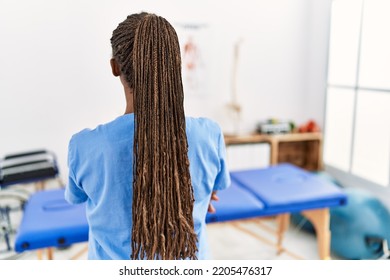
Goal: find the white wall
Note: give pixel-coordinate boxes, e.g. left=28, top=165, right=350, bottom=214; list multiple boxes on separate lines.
left=305, top=0, right=333, bottom=126
left=0, top=0, right=324, bottom=180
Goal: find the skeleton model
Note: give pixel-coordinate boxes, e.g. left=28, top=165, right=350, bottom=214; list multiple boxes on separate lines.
left=226, top=38, right=244, bottom=135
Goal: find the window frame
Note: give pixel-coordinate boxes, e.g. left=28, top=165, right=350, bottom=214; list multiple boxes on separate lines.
left=323, top=0, right=390, bottom=189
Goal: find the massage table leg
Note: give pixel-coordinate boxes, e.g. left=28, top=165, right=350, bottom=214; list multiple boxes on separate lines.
left=37, top=248, right=53, bottom=260
left=47, top=248, right=53, bottom=260
left=37, top=249, right=42, bottom=260
left=35, top=181, right=45, bottom=191
left=301, top=208, right=331, bottom=260
left=276, top=213, right=290, bottom=254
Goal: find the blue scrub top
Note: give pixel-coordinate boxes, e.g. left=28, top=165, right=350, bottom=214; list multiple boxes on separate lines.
left=65, top=114, right=230, bottom=259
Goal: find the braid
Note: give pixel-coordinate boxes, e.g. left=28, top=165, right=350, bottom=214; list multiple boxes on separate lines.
left=111, top=13, right=198, bottom=260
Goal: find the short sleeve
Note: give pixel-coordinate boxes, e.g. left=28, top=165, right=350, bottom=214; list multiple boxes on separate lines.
left=65, top=136, right=88, bottom=204
left=213, top=127, right=231, bottom=191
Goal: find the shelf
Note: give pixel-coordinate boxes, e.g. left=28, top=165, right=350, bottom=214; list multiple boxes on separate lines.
left=224, top=132, right=323, bottom=171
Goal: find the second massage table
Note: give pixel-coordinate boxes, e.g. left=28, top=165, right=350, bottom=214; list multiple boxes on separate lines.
left=207, top=163, right=347, bottom=259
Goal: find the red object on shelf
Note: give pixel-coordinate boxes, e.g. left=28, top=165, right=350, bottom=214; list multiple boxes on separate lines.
left=299, top=120, right=320, bottom=133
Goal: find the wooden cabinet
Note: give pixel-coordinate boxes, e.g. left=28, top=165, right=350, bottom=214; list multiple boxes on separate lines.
left=224, top=132, right=323, bottom=171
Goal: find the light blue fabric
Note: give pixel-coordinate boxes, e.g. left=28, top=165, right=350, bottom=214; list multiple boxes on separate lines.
left=65, top=114, right=230, bottom=260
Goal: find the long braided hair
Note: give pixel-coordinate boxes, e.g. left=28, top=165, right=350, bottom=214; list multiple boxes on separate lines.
left=111, top=13, right=198, bottom=260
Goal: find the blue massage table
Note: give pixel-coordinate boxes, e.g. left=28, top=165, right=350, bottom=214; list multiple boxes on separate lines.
left=0, top=150, right=62, bottom=257
left=14, top=189, right=88, bottom=259
left=14, top=164, right=347, bottom=259
left=208, top=164, right=347, bottom=259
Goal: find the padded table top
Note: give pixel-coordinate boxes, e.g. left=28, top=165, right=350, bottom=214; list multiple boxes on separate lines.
left=206, top=180, right=265, bottom=223
left=14, top=189, right=88, bottom=252
left=229, top=164, right=347, bottom=215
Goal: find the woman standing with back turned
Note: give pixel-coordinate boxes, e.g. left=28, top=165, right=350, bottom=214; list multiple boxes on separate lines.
left=65, top=12, right=230, bottom=260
